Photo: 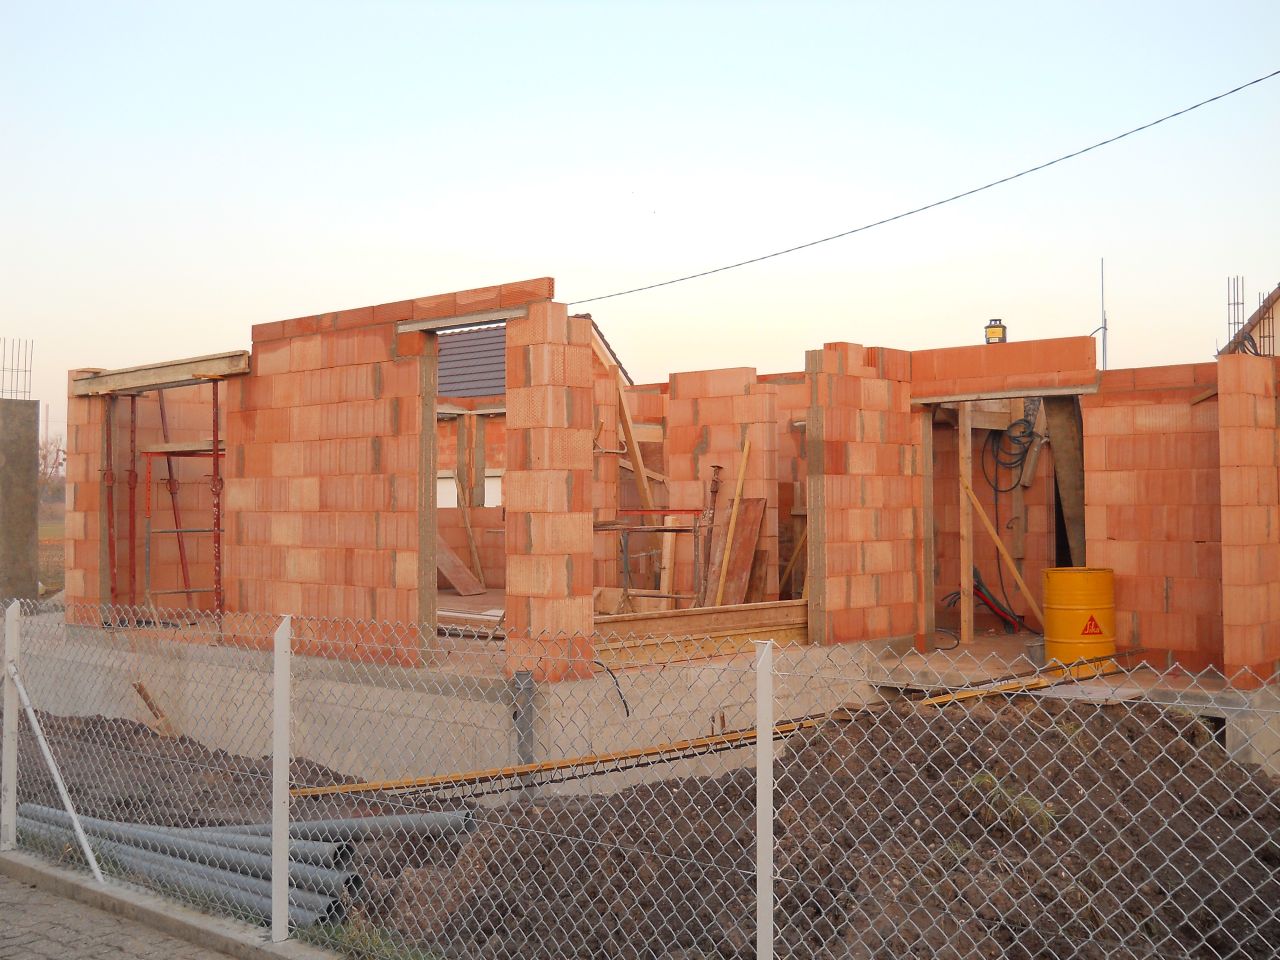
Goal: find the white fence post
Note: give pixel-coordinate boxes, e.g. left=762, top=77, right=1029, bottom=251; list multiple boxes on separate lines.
left=755, top=639, right=775, bottom=960
left=271, top=615, right=292, bottom=942
left=1, top=602, right=19, bottom=852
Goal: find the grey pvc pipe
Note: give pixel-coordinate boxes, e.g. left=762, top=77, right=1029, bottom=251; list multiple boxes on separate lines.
left=17, top=819, right=331, bottom=928
left=123, top=823, right=353, bottom=868
left=19, top=804, right=359, bottom=899
left=184, top=809, right=474, bottom=841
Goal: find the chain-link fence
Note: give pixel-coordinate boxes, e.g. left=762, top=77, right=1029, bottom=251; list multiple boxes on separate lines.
left=2, top=599, right=1277, bottom=959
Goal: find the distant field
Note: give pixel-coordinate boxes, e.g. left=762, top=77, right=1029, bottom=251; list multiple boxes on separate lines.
left=37, top=500, right=65, bottom=593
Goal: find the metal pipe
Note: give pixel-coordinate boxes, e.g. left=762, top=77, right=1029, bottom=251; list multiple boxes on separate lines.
left=19, top=804, right=358, bottom=898
left=182, top=810, right=474, bottom=841
left=157, top=391, right=194, bottom=604
left=16, top=819, right=332, bottom=927
left=128, top=394, right=138, bottom=607
left=8, top=668, right=104, bottom=882
left=103, top=396, right=117, bottom=604
left=122, top=823, right=353, bottom=869
left=211, top=379, right=223, bottom=616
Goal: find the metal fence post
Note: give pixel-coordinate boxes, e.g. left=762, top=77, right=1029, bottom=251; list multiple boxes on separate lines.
left=271, top=615, right=292, bottom=942
left=755, top=639, right=774, bottom=960
left=1, top=601, right=19, bottom=851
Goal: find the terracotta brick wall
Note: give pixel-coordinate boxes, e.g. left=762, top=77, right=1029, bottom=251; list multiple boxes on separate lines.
left=1217, top=354, right=1280, bottom=682
left=1082, top=364, right=1223, bottom=671
left=912, top=337, right=1097, bottom=399
left=664, top=367, right=779, bottom=602
left=225, top=310, right=421, bottom=624
left=806, top=343, right=920, bottom=644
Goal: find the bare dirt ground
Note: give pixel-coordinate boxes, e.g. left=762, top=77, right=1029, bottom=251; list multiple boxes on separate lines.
left=9, top=696, right=1279, bottom=959
left=360, top=698, right=1279, bottom=960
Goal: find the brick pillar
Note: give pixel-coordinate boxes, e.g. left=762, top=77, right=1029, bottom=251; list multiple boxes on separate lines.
left=1217, top=354, right=1280, bottom=684
left=806, top=343, right=919, bottom=644
left=504, top=302, right=594, bottom=680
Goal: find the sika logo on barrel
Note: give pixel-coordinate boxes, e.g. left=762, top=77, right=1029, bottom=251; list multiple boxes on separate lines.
left=1080, top=615, right=1103, bottom=637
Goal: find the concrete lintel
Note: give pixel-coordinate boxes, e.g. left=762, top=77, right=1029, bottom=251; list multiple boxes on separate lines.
left=912, top=382, right=1100, bottom=405
left=70, top=351, right=250, bottom=396
left=0, top=851, right=331, bottom=960
left=398, top=305, right=528, bottom=334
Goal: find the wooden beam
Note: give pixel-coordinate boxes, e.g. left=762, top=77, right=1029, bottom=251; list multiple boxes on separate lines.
left=960, top=477, right=1045, bottom=627
left=958, top=401, right=974, bottom=645
left=455, top=415, right=485, bottom=587
left=659, top=516, right=678, bottom=611
left=714, top=439, right=751, bottom=606
left=613, top=368, right=655, bottom=512
left=1043, top=395, right=1086, bottom=566
left=630, top=422, right=664, bottom=444
left=1190, top=386, right=1218, bottom=406
left=417, top=334, right=439, bottom=627
left=913, top=382, right=1099, bottom=405
left=435, top=532, right=486, bottom=596
left=920, top=407, right=936, bottom=640
left=140, top=440, right=224, bottom=455
left=71, top=351, right=250, bottom=396
left=717, top=498, right=765, bottom=607
left=397, top=306, right=527, bottom=334
left=1008, top=400, right=1026, bottom=567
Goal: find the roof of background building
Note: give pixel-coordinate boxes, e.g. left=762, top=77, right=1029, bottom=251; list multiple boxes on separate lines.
left=438, top=317, right=630, bottom=398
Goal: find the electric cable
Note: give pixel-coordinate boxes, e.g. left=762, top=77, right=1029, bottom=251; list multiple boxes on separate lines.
left=569, top=68, right=1280, bottom=306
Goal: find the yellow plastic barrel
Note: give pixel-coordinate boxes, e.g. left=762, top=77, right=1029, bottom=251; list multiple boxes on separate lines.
left=1042, top=567, right=1116, bottom=677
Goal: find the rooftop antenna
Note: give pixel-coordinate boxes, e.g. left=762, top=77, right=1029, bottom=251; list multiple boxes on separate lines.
left=1089, top=259, right=1108, bottom=369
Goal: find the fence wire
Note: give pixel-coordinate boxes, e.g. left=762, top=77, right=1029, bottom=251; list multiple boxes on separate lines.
left=2, top=599, right=1277, bottom=959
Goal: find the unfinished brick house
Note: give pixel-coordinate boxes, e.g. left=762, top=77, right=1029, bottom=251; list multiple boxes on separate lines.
left=64, top=277, right=1280, bottom=684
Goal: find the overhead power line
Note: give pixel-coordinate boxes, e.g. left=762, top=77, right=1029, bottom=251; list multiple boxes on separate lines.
left=569, top=67, right=1280, bottom=306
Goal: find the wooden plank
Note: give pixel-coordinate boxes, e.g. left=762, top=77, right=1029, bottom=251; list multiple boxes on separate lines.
left=1043, top=395, right=1086, bottom=566
left=614, top=367, right=655, bottom=512
left=659, top=516, right=678, bottom=611
left=454, top=416, right=485, bottom=587
left=1190, top=386, right=1218, bottom=406
left=140, top=440, right=224, bottom=455
left=779, top=523, right=807, bottom=590
left=714, top=439, right=752, bottom=606
left=397, top=306, right=527, bottom=334
left=958, top=401, right=974, bottom=645
left=71, top=351, right=250, bottom=396
left=595, top=626, right=807, bottom=668
left=960, top=477, right=1045, bottom=627
left=913, top=382, right=1099, bottom=405
left=435, top=532, right=485, bottom=596
left=745, top=547, right=769, bottom=605
left=719, top=499, right=766, bottom=607
left=596, top=597, right=806, bottom=632
left=1008, top=399, right=1026, bottom=566
left=631, top=422, right=663, bottom=444
left=418, top=335, right=439, bottom=625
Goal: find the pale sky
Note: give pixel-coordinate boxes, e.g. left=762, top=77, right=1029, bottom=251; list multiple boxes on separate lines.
left=2, top=1, right=1278, bottom=436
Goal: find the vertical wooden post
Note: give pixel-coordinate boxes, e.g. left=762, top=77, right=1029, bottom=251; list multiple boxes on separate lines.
left=958, top=402, right=974, bottom=645
left=919, top=406, right=936, bottom=646
left=417, top=334, right=439, bottom=630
